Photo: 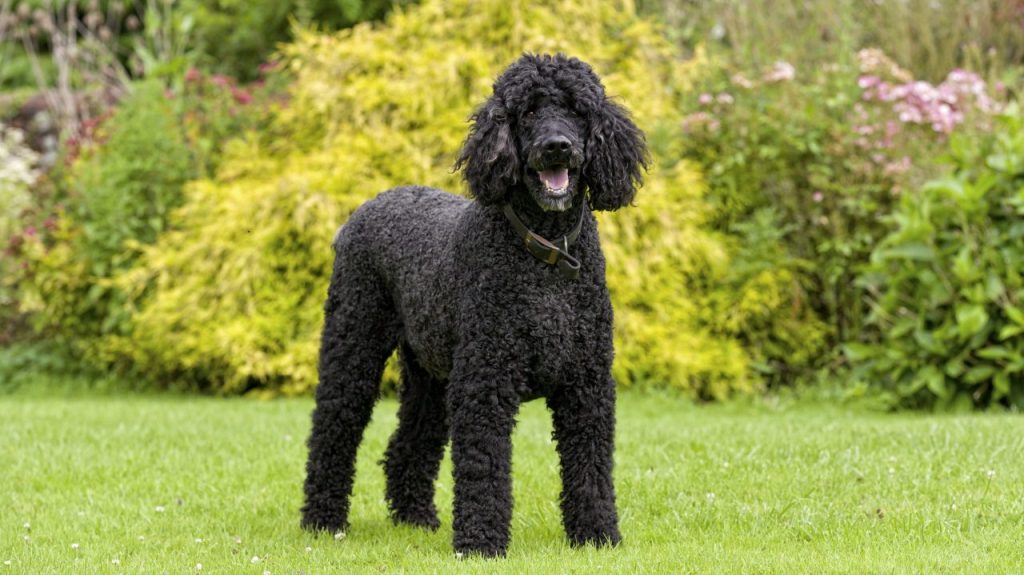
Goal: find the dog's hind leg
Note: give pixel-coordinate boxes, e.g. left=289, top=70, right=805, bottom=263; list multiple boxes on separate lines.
left=382, top=343, right=449, bottom=529
left=300, top=254, right=398, bottom=535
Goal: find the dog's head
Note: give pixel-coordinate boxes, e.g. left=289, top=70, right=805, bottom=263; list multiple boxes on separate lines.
left=456, top=53, right=648, bottom=212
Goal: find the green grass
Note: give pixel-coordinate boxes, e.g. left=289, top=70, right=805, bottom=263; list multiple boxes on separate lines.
left=2, top=392, right=1024, bottom=574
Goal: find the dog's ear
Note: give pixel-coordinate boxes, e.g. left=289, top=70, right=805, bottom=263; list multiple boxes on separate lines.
left=583, top=99, right=648, bottom=211
left=455, top=97, right=519, bottom=205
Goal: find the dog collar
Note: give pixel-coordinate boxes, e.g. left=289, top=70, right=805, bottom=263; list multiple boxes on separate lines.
left=501, top=203, right=583, bottom=280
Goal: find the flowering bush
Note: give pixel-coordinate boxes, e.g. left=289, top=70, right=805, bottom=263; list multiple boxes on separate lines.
left=0, top=125, right=38, bottom=243
left=12, top=71, right=273, bottom=363
left=850, top=106, right=1024, bottom=409
left=0, top=124, right=40, bottom=341
left=681, top=51, right=1003, bottom=381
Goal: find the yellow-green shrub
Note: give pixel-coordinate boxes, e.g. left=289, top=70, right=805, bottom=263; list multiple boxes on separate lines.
left=111, top=0, right=792, bottom=397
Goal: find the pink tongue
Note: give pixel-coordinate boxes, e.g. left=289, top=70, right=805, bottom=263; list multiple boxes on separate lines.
left=539, top=168, right=569, bottom=190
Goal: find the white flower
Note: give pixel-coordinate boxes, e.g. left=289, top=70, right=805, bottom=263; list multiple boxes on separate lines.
left=155, top=506, right=165, bottom=513
left=455, top=552, right=464, bottom=560
left=263, top=571, right=272, bottom=575
left=305, top=546, right=312, bottom=553
left=986, top=469, right=996, bottom=479
left=111, top=558, right=120, bottom=565
left=196, top=563, right=202, bottom=572
left=137, top=536, right=145, bottom=542
left=71, top=543, right=80, bottom=550
left=22, top=523, right=29, bottom=530
left=3, top=560, right=10, bottom=566
left=333, top=531, right=346, bottom=541
left=22, top=536, right=30, bottom=543
left=251, top=556, right=260, bottom=564
left=195, top=538, right=203, bottom=544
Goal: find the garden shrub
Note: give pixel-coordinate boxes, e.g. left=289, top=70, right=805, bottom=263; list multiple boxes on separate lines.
left=651, top=0, right=1024, bottom=83
left=185, top=0, right=413, bottom=81
left=16, top=81, right=192, bottom=361
left=849, top=106, right=1024, bottom=409
left=681, top=52, right=1001, bottom=382
left=106, top=0, right=804, bottom=397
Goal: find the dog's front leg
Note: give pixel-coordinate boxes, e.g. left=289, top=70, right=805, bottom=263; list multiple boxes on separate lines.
left=447, top=353, right=522, bottom=557
left=546, top=372, right=621, bottom=548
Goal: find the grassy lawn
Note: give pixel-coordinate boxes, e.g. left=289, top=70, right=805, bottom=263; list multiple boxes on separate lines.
left=2, top=392, right=1024, bottom=574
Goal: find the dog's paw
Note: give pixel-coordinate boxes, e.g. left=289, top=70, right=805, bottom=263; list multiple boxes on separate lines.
left=391, top=509, right=441, bottom=531
left=568, top=525, right=622, bottom=548
left=299, top=511, right=347, bottom=535
left=453, top=535, right=508, bottom=558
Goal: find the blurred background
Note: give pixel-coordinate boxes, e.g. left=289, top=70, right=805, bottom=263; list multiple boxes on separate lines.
left=2, top=0, right=1022, bottom=410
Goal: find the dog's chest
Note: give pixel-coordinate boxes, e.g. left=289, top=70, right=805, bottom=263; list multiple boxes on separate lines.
left=514, top=282, right=592, bottom=389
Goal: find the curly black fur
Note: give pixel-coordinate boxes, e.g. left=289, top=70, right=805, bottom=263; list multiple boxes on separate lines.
left=301, top=53, right=647, bottom=558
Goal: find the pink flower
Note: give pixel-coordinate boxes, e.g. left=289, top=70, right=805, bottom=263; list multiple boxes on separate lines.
left=716, top=93, right=734, bottom=105
left=210, top=75, right=232, bottom=88
left=858, top=75, right=880, bottom=89
left=883, top=157, right=912, bottom=176
left=763, top=61, right=795, bottom=82
left=812, top=191, right=824, bottom=203
left=698, top=93, right=713, bottom=105
left=24, top=226, right=37, bottom=237
left=231, top=88, right=253, bottom=105
left=185, top=68, right=202, bottom=83
left=682, top=112, right=716, bottom=133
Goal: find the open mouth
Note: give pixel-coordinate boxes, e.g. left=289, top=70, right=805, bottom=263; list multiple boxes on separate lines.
left=537, top=166, right=570, bottom=196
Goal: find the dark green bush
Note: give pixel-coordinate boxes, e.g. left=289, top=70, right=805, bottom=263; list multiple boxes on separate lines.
left=185, top=0, right=413, bottom=80
left=850, top=106, right=1024, bottom=409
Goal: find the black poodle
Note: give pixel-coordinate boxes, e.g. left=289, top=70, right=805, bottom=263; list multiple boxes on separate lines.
left=301, top=53, right=647, bottom=557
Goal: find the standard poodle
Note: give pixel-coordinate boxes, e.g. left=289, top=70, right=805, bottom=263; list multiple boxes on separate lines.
left=300, top=53, right=647, bottom=557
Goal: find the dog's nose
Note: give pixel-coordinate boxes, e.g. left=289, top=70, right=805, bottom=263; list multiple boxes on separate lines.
left=542, top=136, right=571, bottom=157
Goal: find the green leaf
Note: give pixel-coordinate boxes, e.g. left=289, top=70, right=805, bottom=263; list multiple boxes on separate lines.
left=1006, top=306, right=1024, bottom=326
left=994, top=373, right=1011, bottom=399
left=922, top=178, right=965, bottom=198
left=1000, top=325, right=1024, bottom=340
left=876, top=242, right=935, bottom=261
left=964, top=365, right=995, bottom=384
left=843, top=343, right=876, bottom=362
left=977, top=346, right=1011, bottom=360
left=956, top=305, right=989, bottom=340
left=918, top=366, right=948, bottom=398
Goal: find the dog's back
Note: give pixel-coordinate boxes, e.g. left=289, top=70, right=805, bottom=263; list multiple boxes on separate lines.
left=332, top=185, right=468, bottom=378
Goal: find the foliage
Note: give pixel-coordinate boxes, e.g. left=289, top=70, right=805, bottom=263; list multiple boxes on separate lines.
left=0, top=124, right=37, bottom=243
left=849, top=106, right=1024, bottom=409
left=0, top=123, right=39, bottom=341
left=184, top=0, right=412, bottom=81
left=15, top=81, right=191, bottom=360
left=0, top=339, right=129, bottom=393
left=97, top=0, right=815, bottom=398
left=680, top=53, right=1002, bottom=383
left=647, top=0, right=1024, bottom=83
